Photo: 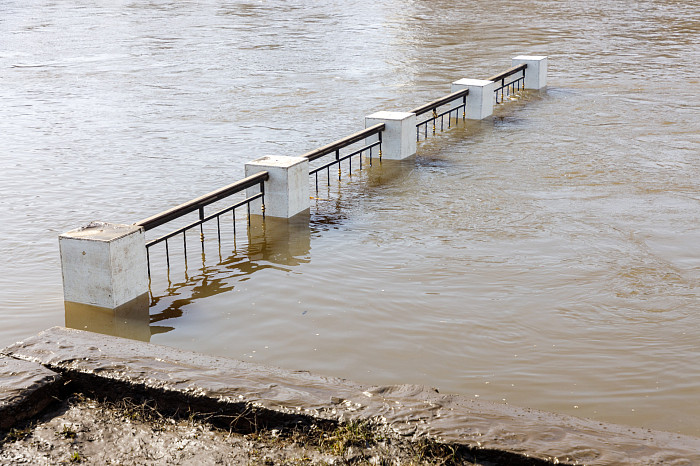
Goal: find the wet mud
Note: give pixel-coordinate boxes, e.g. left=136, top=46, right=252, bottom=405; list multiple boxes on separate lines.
left=3, top=394, right=481, bottom=466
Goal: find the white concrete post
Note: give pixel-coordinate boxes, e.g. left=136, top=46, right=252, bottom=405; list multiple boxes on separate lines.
left=245, top=156, right=309, bottom=218
left=364, top=111, right=416, bottom=160
left=450, top=79, right=496, bottom=120
left=512, top=55, right=548, bottom=89
left=59, top=222, right=148, bottom=309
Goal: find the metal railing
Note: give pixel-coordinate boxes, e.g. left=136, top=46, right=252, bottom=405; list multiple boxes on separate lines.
left=411, top=88, right=469, bottom=142
left=301, top=123, right=385, bottom=194
left=488, top=63, right=527, bottom=104
left=135, top=171, right=269, bottom=277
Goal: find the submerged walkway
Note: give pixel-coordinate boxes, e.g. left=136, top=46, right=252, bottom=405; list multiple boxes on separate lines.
left=2, top=327, right=700, bottom=465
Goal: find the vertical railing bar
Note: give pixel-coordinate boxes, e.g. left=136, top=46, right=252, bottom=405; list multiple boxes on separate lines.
left=199, top=207, right=205, bottom=254
left=261, top=180, right=265, bottom=220
left=233, top=208, right=236, bottom=237
left=336, top=149, right=341, bottom=181
left=183, top=231, right=187, bottom=264
left=146, top=249, right=151, bottom=278
left=216, top=215, right=221, bottom=243
left=165, top=238, right=170, bottom=270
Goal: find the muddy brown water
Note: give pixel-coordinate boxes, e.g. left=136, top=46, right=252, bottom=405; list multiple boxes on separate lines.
left=2, top=0, right=699, bottom=437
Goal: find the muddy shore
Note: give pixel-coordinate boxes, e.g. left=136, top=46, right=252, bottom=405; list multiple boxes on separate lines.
left=2, top=327, right=700, bottom=465
left=2, top=393, right=485, bottom=465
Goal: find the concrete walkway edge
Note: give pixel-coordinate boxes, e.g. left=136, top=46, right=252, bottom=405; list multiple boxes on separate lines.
left=3, top=327, right=700, bottom=465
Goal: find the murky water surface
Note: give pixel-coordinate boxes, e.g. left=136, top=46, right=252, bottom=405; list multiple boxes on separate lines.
left=2, top=0, right=700, bottom=436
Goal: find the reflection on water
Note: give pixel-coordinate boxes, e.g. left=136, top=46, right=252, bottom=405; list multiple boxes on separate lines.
left=3, top=0, right=700, bottom=438
left=247, top=213, right=311, bottom=266
left=65, top=294, right=151, bottom=342
left=143, top=158, right=416, bottom=339
left=69, top=213, right=314, bottom=340
left=146, top=213, right=312, bottom=336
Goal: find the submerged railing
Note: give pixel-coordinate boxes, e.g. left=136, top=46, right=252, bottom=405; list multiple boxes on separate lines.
left=135, top=171, right=268, bottom=277
left=59, top=55, right=548, bottom=310
left=301, top=123, right=385, bottom=194
left=488, top=63, right=527, bottom=104
left=411, top=88, right=469, bottom=142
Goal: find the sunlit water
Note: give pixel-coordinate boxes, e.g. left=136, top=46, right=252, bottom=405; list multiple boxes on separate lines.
left=2, top=0, right=700, bottom=436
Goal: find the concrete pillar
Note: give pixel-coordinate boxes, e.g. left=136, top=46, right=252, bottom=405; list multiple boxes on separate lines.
left=245, top=155, right=309, bottom=218
left=59, top=222, right=148, bottom=309
left=364, top=111, right=416, bottom=160
left=512, top=55, right=548, bottom=89
left=450, top=79, right=496, bottom=120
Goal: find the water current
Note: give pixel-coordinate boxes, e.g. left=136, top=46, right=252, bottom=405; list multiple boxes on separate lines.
left=1, top=0, right=699, bottom=436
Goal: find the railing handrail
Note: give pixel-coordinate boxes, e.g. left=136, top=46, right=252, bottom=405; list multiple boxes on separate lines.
left=135, top=171, right=269, bottom=231
left=410, top=88, right=469, bottom=117
left=301, top=123, right=385, bottom=162
left=487, top=63, right=527, bottom=83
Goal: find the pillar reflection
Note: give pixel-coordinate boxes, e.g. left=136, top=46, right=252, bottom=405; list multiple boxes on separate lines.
left=247, top=210, right=311, bottom=266
left=64, top=292, right=151, bottom=342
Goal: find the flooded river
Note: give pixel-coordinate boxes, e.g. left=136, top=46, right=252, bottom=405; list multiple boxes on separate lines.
left=2, top=0, right=700, bottom=436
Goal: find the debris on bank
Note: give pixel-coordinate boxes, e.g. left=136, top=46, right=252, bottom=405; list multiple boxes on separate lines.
left=1, top=394, right=480, bottom=465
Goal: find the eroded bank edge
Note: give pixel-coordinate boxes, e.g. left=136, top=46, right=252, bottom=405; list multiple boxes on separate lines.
left=2, top=327, right=699, bottom=465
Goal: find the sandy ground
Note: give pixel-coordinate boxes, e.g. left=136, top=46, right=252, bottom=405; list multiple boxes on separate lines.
left=0, top=394, right=481, bottom=465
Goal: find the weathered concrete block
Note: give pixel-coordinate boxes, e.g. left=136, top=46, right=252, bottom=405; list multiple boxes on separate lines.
left=451, top=79, right=496, bottom=120
left=512, top=55, right=548, bottom=89
left=59, top=222, right=148, bottom=309
left=0, top=355, right=61, bottom=430
left=245, top=156, right=310, bottom=218
left=364, top=111, right=416, bottom=160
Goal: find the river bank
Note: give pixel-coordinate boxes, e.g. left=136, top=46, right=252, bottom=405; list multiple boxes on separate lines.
left=3, top=327, right=700, bottom=465
left=2, top=394, right=482, bottom=466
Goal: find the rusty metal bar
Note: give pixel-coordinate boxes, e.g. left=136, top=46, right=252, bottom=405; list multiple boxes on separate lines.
left=301, top=123, right=385, bottom=162
left=410, top=88, right=469, bottom=117
left=487, top=63, right=527, bottom=83
left=135, top=171, right=269, bottom=232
